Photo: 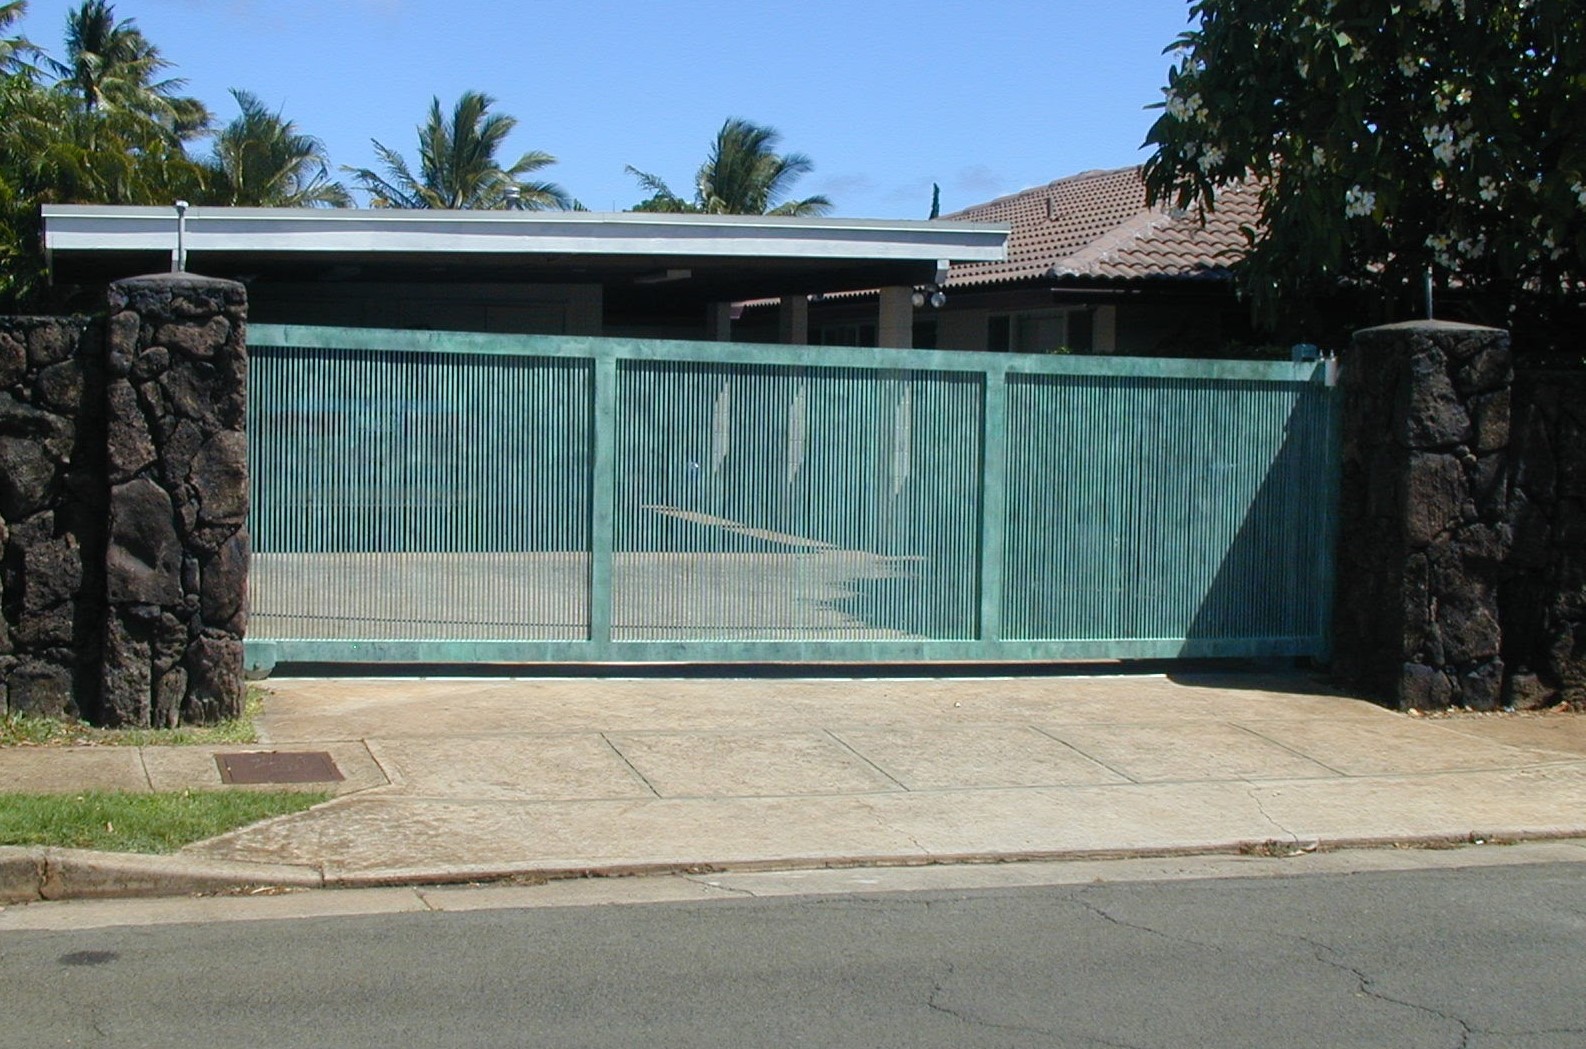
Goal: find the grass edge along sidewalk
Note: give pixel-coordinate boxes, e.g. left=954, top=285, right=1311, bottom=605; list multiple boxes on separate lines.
left=0, top=789, right=330, bottom=854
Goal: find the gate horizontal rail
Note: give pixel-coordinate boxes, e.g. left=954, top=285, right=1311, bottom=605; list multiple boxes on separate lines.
left=244, top=324, right=1337, bottom=671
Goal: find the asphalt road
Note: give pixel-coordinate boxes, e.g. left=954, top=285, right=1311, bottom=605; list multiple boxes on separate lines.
left=5, top=861, right=1586, bottom=1049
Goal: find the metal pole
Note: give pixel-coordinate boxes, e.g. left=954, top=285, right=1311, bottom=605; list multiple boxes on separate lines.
left=173, top=200, right=189, bottom=272
left=1424, top=266, right=1434, bottom=321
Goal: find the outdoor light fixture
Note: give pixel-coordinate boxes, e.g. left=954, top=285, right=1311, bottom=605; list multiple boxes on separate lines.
left=912, top=284, right=946, bottom=309
left=173, top=199, right=189, bottom=272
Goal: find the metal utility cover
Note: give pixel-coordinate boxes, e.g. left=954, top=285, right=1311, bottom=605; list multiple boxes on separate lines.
left=216, top=751, right=344, bottom=784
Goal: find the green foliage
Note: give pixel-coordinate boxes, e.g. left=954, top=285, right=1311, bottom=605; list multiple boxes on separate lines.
left=0, top=2, right=350, bottom=311
left=345, top=90, right=569, bottom=210
left=627, top=117, right=833, bottom=216
left=0, top=789, right=328, bottom=853
left=1144, top=0, right=1586, bottom=338
left=205, top=88, right=350, bottom=207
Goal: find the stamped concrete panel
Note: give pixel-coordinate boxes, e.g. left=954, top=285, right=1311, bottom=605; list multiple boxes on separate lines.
left=142, top=743, right=387, bottom=795
left=0, top=748, right=149, bottom=793
left=1238, top=718, right=1568, bottom=776
left=1049, top=722, right=1341, bottom=783
left=872, top=781, right=1293, bottom=857
left=833, top=725, right=1127, bottom=790
left=188, top=793, right=928, bottom=875
left=255, top=673, right=1387, bottom=743
left=1249, top=764, right=1586, bottom=841
left=605, top=732, right=902, bottom=798
left=1431, top=713, right=1586, bottom=759
left=367, top=735, right=653, bottom=801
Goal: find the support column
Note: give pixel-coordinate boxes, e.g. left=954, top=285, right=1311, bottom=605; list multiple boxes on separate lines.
left=707, top=302, right=734, bottom=342
left=878, top=286, right=913, bottom=349
left=101, top=274, right=249, bottom=726
left=1332, top=320, right=1512, bottom=710
left=1093, top=305, right=1118, bottom=354
left=777, top=295, right=809, bottom=345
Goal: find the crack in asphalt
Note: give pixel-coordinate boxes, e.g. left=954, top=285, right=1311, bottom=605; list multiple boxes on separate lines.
left=1070, top=887, right=1226, bottom=952
left=925, top=959, right=1150, bottom=1048
left=1293, top=934, right=1475, bottom=1047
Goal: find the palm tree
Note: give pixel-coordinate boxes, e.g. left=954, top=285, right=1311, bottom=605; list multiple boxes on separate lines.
left=49, top=1, right=209, bottom=140
left=205, top=89, right=350, bottom=207
left=0, top=0, right=38, bottom=79
left=346, top=90, right=569, bottom=209
left=627, top=117, right=832, bottom=216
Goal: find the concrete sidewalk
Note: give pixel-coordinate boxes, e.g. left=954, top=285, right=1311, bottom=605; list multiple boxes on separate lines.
left=6, top=671, right=1586, bottom=902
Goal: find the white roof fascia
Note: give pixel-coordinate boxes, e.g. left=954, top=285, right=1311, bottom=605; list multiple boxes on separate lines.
left=41, top=205, right=1009, bottom=263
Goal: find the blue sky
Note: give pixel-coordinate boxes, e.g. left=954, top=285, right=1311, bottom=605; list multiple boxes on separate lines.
left=15, top=0, right=1198, bottom=217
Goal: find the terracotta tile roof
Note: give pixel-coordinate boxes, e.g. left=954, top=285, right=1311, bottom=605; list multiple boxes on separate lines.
left=941, top=166, right=1260, bottom=288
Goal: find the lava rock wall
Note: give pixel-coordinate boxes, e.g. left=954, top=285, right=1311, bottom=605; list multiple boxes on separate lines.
left=0, top=274, right=248, bottom=725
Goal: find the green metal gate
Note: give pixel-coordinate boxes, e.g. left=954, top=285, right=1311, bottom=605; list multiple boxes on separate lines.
left=243, top=325, right=1337, bottom=670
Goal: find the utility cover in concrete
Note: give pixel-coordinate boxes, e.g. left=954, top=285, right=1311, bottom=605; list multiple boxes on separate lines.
left=216, top=751, right=343, bottom=784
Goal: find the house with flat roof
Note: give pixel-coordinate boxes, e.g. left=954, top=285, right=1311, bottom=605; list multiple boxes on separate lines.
left=40, top=205, right=1008, bottom=345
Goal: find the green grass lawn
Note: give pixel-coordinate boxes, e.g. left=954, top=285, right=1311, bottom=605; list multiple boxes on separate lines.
left=0, top=789, right=329, bottom=853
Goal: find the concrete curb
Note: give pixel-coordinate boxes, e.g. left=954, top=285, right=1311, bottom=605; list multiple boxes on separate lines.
left=0, top=846, right=322, bottom=904
left=9, top=826, right=1586, bottom=905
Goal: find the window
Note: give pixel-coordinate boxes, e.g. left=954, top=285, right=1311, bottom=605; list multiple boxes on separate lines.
left=986, top=309, right=1094, bottom=354
left=811, top=323, right=877, bottom=347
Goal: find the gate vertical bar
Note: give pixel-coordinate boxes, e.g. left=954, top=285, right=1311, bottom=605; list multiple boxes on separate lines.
left=1316, top=367, right=1342, bottom=661
left=589, top=353, right=618, bottom=648
left=978, top=364, right=1009, bottom=648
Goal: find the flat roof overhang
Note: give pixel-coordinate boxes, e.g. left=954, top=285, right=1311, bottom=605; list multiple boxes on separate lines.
left=42, top=205, right=1009, bottom=302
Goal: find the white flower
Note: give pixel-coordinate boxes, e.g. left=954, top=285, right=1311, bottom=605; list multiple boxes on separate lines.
left=1421, top=0, right=1442, bottom=11
left=1312, top=145, right=1326, bottom=166
left=1477, top=176, right=1499, bottom=202
left=1197, top=145, right=1226, bottom=172
left=1344, top=186, right=1376, bottom=218
left=1573, top=181, right=1586, bottom=208
left=1423, top=124, right=1457, bottom=163
left=1398, top=55, right=1421, bottom=77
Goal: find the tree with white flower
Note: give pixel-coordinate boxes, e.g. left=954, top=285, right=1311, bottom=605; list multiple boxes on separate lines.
left=1143, top=0, right=1585, bottom=352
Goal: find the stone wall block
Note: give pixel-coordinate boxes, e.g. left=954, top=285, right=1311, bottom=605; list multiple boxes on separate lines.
left=0, top=330, right=25, bottom=387
left=0, top=436, right=57, bottom=520
left=1404, top=349, right=1471, bottom=448
left=105, top=478, right=183, bottom=606
left=159, top=419, right=204, bottom=490
left=19, top=532, right=81, bottom=615
left=183, top=634, right=243, bottom=721
left=7, top=660, right=75, bottom=717
left=191, top=430, right=249, bottom=525
left=105, top=311, right=139, bottom=366
left=26, top=324, right=74, bottom=367
left=1400, top=663, right=1453, bottom=708
left=104, top=379, right=156, bottom=482
left=1468, top=390, right=1510, bottom=454
left=131, top=346, right=168, bottom=382
left=99, top=617, right=152, bottom=726
left=34, top=361, right=83, bottom=415
left=199, top=529, right=249, bottom=631
left=154, top=666, right=185, bottom=727
left=1456, top=341, right=1513, bottom=396
left=1404, top=452, right=1464, bottom=547
left=156, top=316, right=231, bottom=359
